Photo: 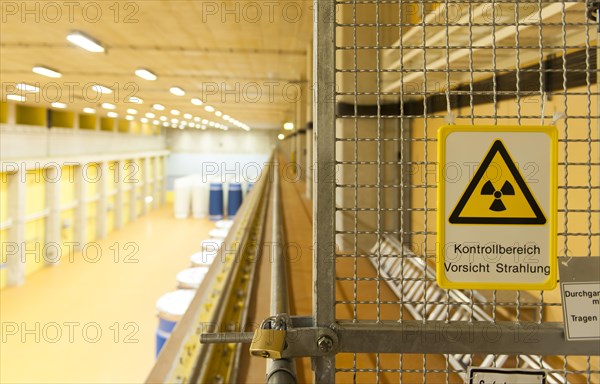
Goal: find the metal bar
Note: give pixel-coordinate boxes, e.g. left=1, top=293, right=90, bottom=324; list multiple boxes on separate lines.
left=313, top=0, right=336, bottom=382
left=270, top=161, right=290, bottom=317
left=267, top=159, right=297, bottom=384
left=335, top=321, right=600, bottom=356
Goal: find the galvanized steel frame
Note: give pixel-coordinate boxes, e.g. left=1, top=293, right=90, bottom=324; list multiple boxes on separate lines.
left=313, top=0, right=337, bottom=382
left=312, top=0, right=599, bottom=382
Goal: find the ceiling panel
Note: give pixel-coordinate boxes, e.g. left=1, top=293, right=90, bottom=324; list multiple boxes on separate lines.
left=1, top=0, right=313, bottom=130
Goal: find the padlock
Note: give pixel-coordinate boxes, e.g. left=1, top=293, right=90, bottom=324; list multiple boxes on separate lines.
left=249, top=328, right=286, bottom=359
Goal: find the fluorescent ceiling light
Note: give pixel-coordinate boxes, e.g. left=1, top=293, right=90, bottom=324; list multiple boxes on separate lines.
left=51, top=102, right=67, bottom=109
left=209, top=121, right=215, bottom=127
left=202, top=119, right=208, bottom=124
left=107, top=112, right=118, bottom=118
left=152, top=104, right=165, bottom=111
left=171, top=109, right=180, bottom=116
left=135, top=68, right=157, bottom=81
left=101, top=102, right=116, bottom=110
left=204, top=105, right=215, bottom=112
left=16, top=83, right=39, bottom=92
left=127, top=108, right=138, bottom=115
left=141, top=117, right=149, bottom=123
left=223, top=115, right=230, bottom=120
left=32, top=66, right=62, bottom=78
left=162, top=122, right=169, bottom=127
left=191, top=98, right=203, bottom=106
left=278, top=134, right=285, bottom=140
left=128, top=97, right=143, bottom=104
left=171, top=118, right=179, bottom=124
left=215, top=111, right=222, bottom=117
left=201, top=125, right=207, bottom=130
left=188, top=122, right=195, bottom=127
left=6, top=94, right=26, bottom=102
left=83, top=107, right=96, bottom=113
left=170, top=87, right=185, bottom=96
left=153, top=120, right=160, bottom=125
left=194, top=116, right=201, bottom=122
left=283, top=122, right=294, bottom=130
left=145, top=112, right=155, bottom=118
left=92, top=84, right=112, bottom=94
left=183, top=113, right=192, bottom=119
left=125, top=115, right=134, bottom=121
left=159, top=116, right=167, bottom=121
left=67, top=31, right=105, bottom=53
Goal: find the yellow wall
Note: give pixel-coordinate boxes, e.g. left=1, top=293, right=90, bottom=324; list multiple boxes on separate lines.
left=51, top=110, right=74, bottom=128
left=166, top=191, right=174, bottom=204
left=1, top=156, right=165, bottom=289
left=100, top=117, right=115, bottom=132
left=85, top=164, right=100, bottom=243
left=136, top=159, right=144, bottom=215
left=0, top=102, right=8, bottom=123
left=16, top=105, right=46, bottom=126
left=79, top=114, right=97, bottom=130
left=129, top=121, right=141, bottom=134
left=118, top=120, right=129, bottom=133
left=24, top=169, right=46, bottom=276
left=106, top=161, right=118, bottom=233
left=0, top=172, right=8, bottom=289
left=60, top=166, right=76, bottom=259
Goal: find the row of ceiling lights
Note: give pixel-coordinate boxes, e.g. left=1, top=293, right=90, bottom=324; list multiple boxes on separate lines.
left=5, top=31, right=251, bottom=132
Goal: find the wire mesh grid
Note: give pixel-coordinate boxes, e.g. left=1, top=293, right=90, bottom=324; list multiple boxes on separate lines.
left=328, top=0, right=599, bottom=382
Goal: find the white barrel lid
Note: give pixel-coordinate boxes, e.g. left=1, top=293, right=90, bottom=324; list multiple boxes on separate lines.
left=201, top=239, right=223, bottom=251
left=156, top=289, right=195, bottom=319
left=209, top=228, right=229, bottom=239
left=215, top=220, right=234, bottom=229
left=176, top=267, right=209, bottom=288
left=190, top=251, right=218, bottom=266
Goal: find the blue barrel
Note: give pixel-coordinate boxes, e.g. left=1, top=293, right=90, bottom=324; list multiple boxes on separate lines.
left=227, top=182, right=243, bottom=217
left=155, top=290, right=195, bottom=357
left=208, top=182, right=224, bottom=221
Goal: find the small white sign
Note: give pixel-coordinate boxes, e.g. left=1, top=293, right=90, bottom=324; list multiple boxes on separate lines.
left=561, top=282, right=600, bottom=341
left=468, top=367, right=546, bottom=384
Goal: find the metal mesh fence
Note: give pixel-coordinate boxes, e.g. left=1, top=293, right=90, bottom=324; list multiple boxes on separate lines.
left=327, top=0, right=599, bottom=382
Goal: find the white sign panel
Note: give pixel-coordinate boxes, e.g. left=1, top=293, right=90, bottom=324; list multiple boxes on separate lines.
left=468, top=368, right=546, bottom=384
left=561, top=282, right=600, bottom=340
left=437, top=125, right=558, bottom=290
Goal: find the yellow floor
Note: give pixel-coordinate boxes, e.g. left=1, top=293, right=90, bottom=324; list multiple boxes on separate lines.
left=0, top=205, right=214, bottom=384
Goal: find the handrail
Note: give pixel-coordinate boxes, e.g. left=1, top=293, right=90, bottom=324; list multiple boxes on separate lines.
left=146, top=153, right=274, bottom=383
left=266, top=159, right=297, bottom=384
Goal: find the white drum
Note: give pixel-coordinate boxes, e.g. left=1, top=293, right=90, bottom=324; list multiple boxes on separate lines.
left=201, top=238, right=223, bottom=251
left=215, top=220, right=234, bottom=230
left=176, top=267, right=209, bottom=289
left=155, top=289, right=195, bottom=356
left=190, top=251, right=219, bottom=267
left=191, top=176, right=209, bottom=219
left=173, top=177, right=192, bottom=219
left=209, top=228, right=229, bottom=239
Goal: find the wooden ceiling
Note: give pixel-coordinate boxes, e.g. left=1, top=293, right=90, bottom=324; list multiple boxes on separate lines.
left=1, top=1, right=313, bottom=129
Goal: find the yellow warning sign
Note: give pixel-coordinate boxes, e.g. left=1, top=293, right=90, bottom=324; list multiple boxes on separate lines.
left=436, top=125, right=558, bottom=291
left=449, top=140, right=546, bottom=225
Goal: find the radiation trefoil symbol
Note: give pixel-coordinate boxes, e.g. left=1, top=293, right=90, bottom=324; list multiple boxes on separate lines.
left=449, top=140, right=546, bottom=225
left=481, top=180, right=514, bottom=211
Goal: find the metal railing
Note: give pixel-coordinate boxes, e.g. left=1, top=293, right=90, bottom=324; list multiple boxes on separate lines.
left=146, top=156, right=273, bottom=383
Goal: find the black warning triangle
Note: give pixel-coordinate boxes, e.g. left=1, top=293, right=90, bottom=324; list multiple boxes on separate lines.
left=449, top=140, right=546, bottom=225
